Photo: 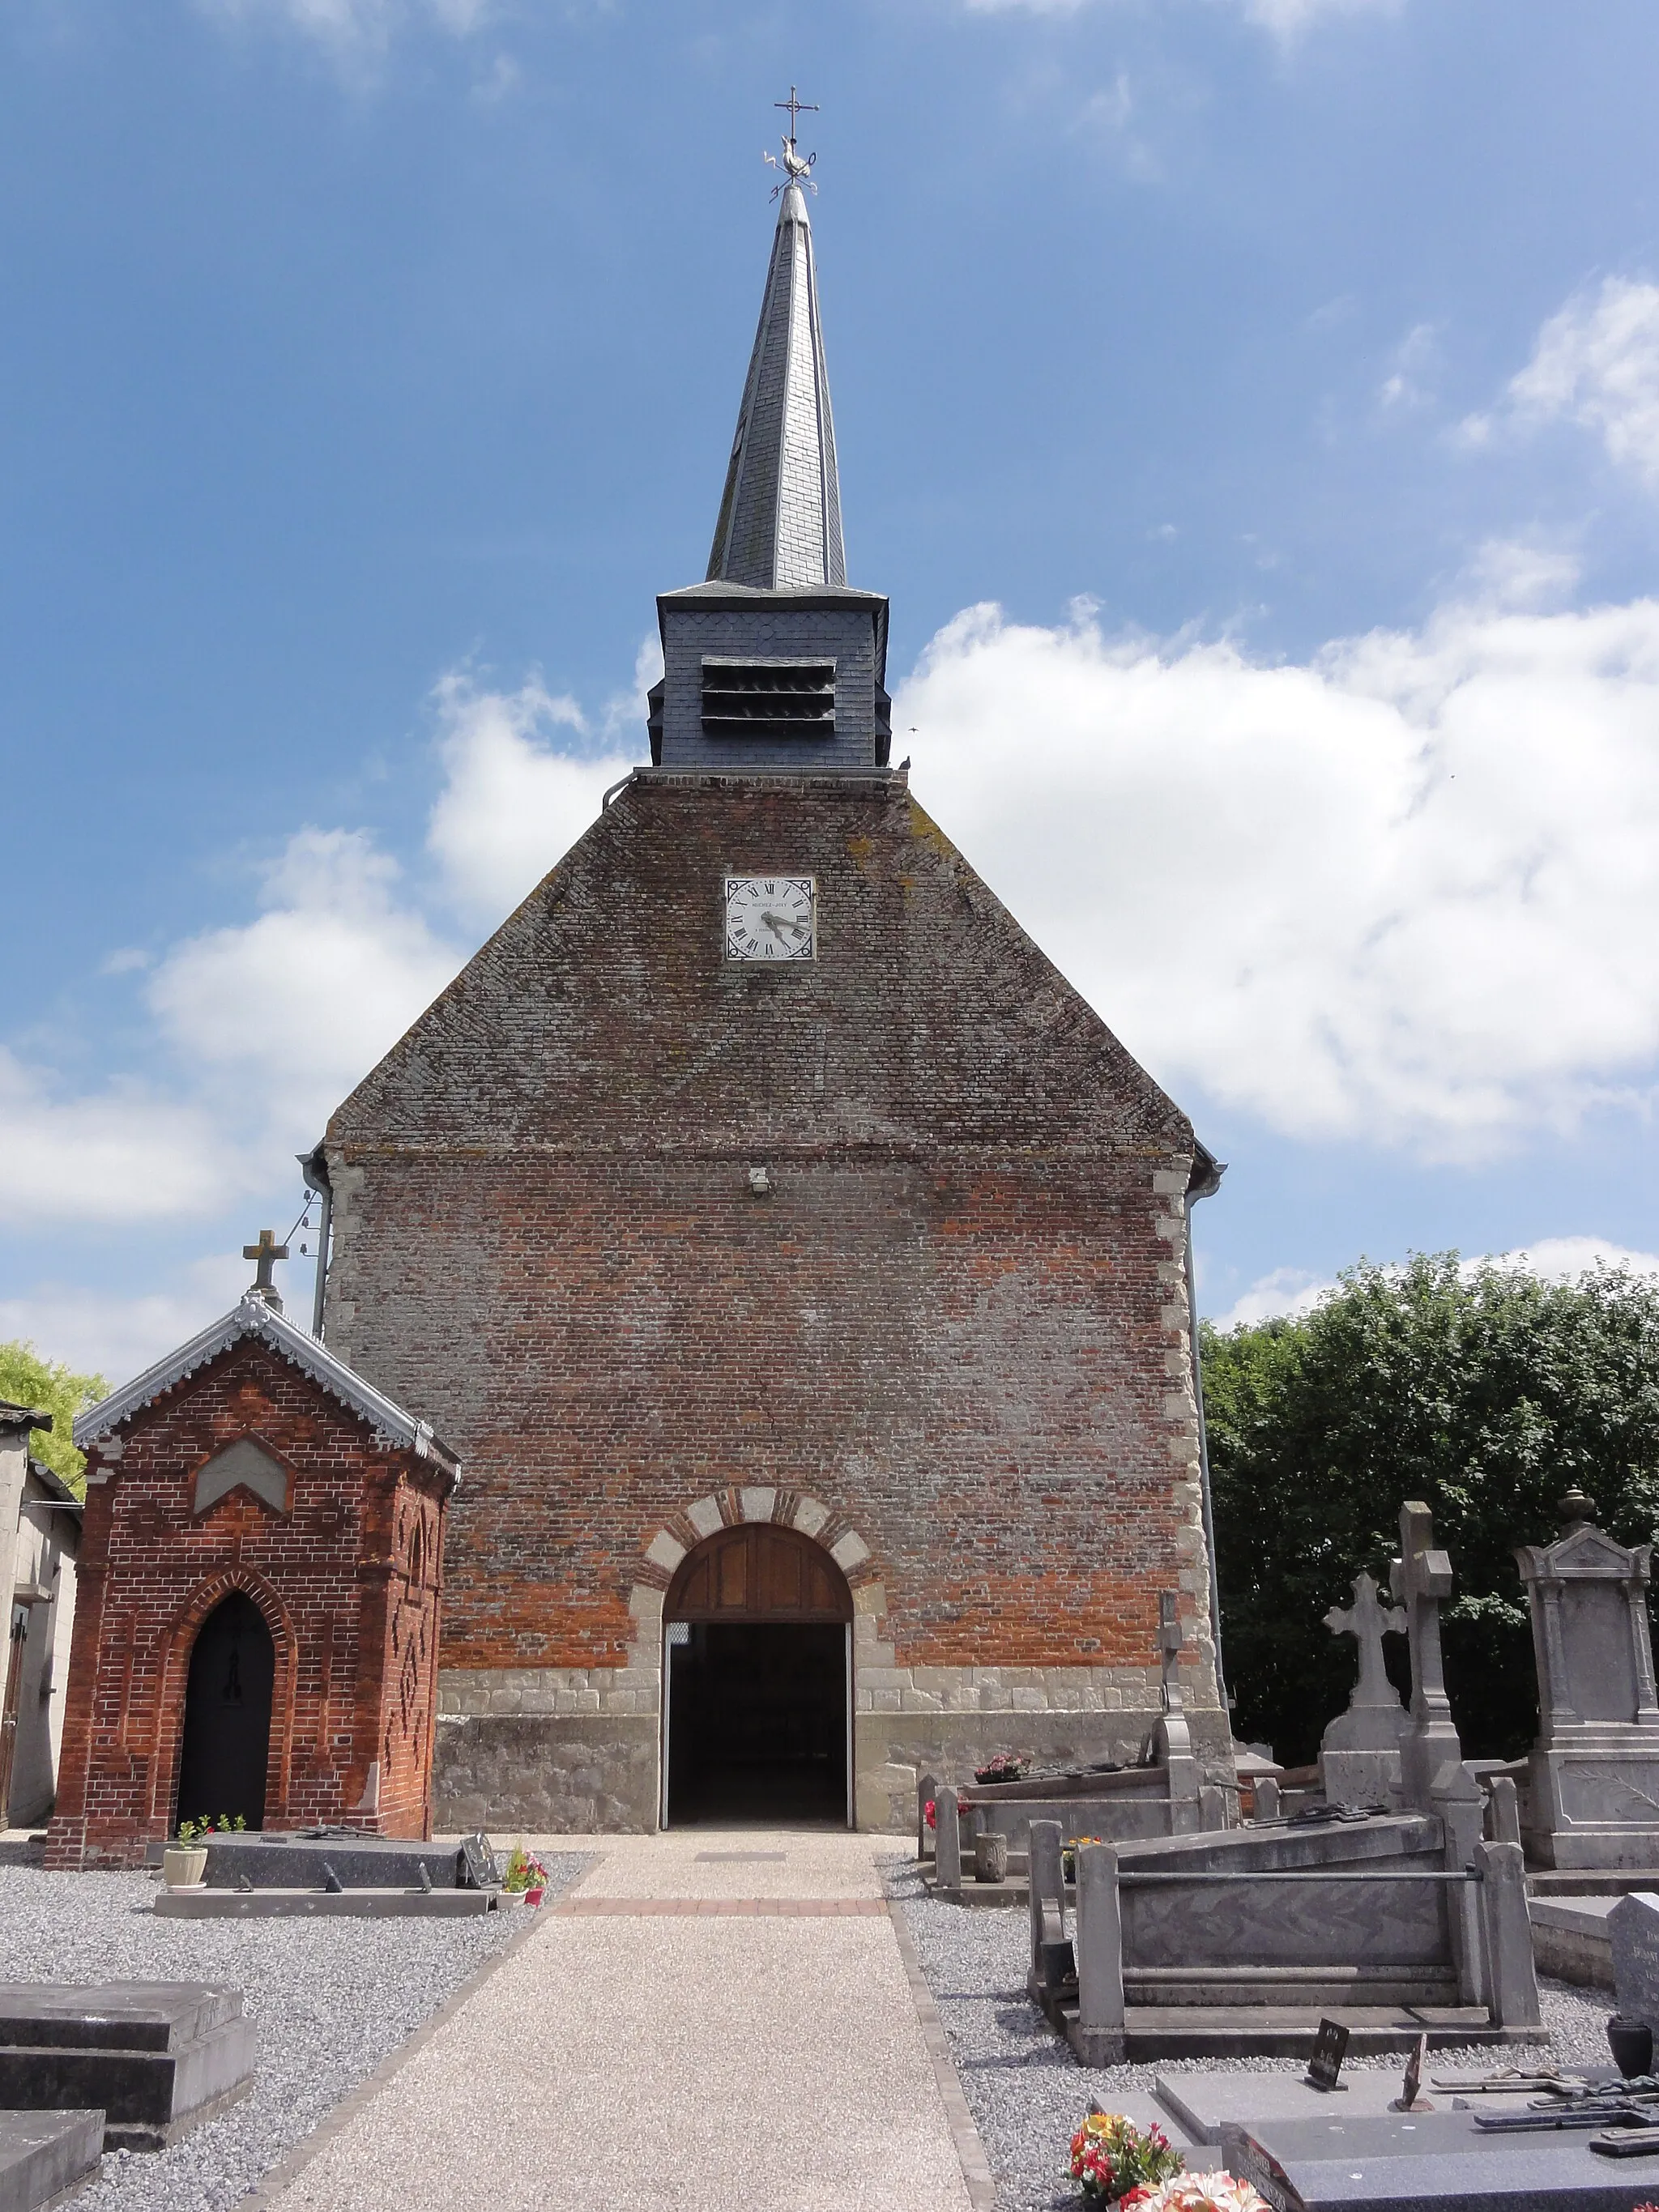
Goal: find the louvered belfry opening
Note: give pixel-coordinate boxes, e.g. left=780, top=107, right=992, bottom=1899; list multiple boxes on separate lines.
left=701, top=658, right=835, bottom=742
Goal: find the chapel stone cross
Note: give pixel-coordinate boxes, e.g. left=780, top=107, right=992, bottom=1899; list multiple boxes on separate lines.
left=1324, top=1571, right=1406, bottom=1711
left=244, top=1230, right=288, bottom=1313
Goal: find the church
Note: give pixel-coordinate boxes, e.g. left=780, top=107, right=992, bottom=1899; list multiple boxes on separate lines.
left=53, top=135, right=1231, bottom=1854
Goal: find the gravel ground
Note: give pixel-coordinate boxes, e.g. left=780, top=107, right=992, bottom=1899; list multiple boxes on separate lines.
left=0, top=1856, right=588, bottom=2212
left=889, top=1863, right=1618, bottom=2212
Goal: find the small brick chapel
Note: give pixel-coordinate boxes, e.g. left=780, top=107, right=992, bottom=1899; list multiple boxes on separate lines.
left=47, top=1279, right=456, bottom=1868
left=55, top=141, right=1232, bottom=1848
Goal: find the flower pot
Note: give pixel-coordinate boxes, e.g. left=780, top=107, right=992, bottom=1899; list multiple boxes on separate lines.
left=162, top=1845, right=208, bottom=1891
left=973, top=1831, right=1009, bottom=1883
left=1609, top=2014, right=1654, bottom=2078
left=523, top=1886, right=545, bottom=1907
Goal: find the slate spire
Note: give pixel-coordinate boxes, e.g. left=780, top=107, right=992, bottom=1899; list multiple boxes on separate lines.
left=706, top=177, right=847, bottom=591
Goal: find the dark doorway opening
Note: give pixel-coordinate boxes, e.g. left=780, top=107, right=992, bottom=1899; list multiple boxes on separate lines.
left=667, top=1622, right=847, bottom=1824
left=663, top=1520, right=855, bottom=1826
left=175, top=1592, right=275, bottom=1831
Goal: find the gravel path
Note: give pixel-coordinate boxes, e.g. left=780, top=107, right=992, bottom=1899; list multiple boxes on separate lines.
left=0, top=1856, right=587, bottom=2212
left=889, top=1863, right=1619, bottom=2212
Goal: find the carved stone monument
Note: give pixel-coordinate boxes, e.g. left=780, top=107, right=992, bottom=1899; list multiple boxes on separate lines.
left=1516, top=1489, right=1659, bottom=1869
left=1319, top=1571, right=1410, bottom=1809
left=1150, top=1591, right=1204, bottom=1833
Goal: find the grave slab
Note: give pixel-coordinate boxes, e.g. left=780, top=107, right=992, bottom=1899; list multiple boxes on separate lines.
left=0, top=1983, right=254, bottom=2151
left=153, top=1886, right=498, bottom=1919
left=144, top=1834, right=473, bottom=1890
left=1154, top=2069, right=1540, bottom=2146
left=0, top=2109, right=104, bottom=2212
left=1223, top=2111, right=1659, bottom=2211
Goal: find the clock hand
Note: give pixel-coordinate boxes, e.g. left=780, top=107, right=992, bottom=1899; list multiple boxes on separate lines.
left=761, top=909, right=806, bottom=936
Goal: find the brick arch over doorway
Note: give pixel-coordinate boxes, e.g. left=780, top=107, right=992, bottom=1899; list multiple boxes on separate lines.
left=627, top=1489, right=892, bottom=1830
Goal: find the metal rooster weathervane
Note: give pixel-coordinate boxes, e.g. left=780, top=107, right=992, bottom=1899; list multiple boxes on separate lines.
left=765, top=86, right=819, bottom=198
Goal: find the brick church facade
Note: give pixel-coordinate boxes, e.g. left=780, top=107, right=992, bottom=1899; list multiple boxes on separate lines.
left=307, top=160, right=1232, bottom=1833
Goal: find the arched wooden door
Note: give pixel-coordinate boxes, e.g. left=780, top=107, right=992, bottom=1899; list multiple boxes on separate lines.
left=663, top=1526, right=853, bottom=1828
left=174, top=1592, right=276, bottom=1831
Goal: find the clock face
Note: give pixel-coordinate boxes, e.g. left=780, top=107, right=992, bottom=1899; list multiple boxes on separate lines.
left=724, top=875, right=817, bottom=962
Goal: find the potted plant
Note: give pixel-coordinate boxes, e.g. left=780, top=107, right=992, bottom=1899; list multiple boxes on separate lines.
left=162, top=1813, right=245, bottom=1890
left=1068, top=2112, right=1183, bottom=2204
left=501, top=1845, right=551, bottom=1907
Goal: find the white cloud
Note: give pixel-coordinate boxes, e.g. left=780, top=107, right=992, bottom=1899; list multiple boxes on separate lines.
left=962, top=0, right=1398, bottom=33
left=900, top=577, right=1659, bottom=1157
left=1463, top=278, right=1659, bottom=490
left=147, top=826, right=463, bottom=1134
left=1378, top=322, right=1439, bottom=413
left=0, top=666, right=626, bottom=1251
left=1214, top=1268, right=1334, bottom=1328
left=0, top=1255, right=257, bottom=1386
left=1213, top=1236, right=1659, bottom=1329
left=0, top=1052, right=248, bottom=1226
left=1483, top=1236, right=1659, bottom=1285
left=198, top=0, right=490, bottom=51
left=427, top=672, right=632, bottom=928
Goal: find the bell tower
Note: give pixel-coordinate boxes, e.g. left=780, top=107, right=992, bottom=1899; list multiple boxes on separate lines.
left=649, top=113, right=891, bottom=774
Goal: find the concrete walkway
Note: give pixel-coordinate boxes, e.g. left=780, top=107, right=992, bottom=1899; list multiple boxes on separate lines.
left=266, top=1829, right=982, bottom=2212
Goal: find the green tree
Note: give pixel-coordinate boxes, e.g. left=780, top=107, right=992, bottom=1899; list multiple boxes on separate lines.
left=0, top=1341, right=109, bottom=1497
left=1203, top=1255, right=1659, bottom=1766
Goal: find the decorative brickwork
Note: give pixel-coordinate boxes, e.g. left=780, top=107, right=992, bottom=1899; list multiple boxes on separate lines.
left=326, top=769, right=1228, bottom=1832
left=47, top=1327, right=456, bottom=1869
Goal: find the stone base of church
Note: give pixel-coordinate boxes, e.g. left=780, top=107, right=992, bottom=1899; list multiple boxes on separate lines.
left=433, top=1713, right=662, bottom=1834
left=429, top=1703, right=1237, bottom=1835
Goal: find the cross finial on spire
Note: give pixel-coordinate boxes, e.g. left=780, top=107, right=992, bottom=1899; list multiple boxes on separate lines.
left=765, top=85, right=820, bottom=198
left=243, top=1229, right=289, bottom=1313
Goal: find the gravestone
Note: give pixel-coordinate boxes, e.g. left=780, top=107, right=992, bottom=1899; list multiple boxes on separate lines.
left=1516, top=1490, right=1659, bottom=1869
left=1390, top=1503, right=1484, bottom=1838
left=1609, top=1890, right=1659, bottom=2039
left=1305, top=2018, right=1350, bottom=2092
left=1320, top=1571, right=1410, bottom=1809
left=1150, top=1592, right=1203, bottom=1833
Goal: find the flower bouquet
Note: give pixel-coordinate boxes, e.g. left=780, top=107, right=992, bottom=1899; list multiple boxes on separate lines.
left=1060, top=1835, right=1106, bottom=1881
left=502, top=1845, right=551, bottom=1906
left=974, top=1752, right=1031, bottom=1786
left=1068, top=2112, right=1183, bottom=2203
left=1120, top=2174, right=1271, bottom=2212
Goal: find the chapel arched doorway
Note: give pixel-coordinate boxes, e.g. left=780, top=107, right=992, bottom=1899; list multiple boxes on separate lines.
left=174, top=1592, right=276, bottom=1831
left=663, top=1524, right=853, bottom=1827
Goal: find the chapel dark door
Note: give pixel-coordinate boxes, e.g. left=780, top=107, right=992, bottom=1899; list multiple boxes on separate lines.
left=174, top=1592, right=276, bottom=1831
left=663, top=1524, right=852, bottom=1828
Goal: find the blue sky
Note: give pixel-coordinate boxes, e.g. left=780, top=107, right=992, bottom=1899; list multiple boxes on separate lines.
left=4, top=0, right=1659, bottom=1378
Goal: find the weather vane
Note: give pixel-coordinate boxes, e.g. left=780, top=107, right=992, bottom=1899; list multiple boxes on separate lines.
left=764, top=85, right=819, bottom=198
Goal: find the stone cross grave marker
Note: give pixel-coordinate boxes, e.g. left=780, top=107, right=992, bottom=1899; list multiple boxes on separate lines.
left=1151, top=1592, right=1202, bottom=1830
left=1390, top=1502, right=1478, bottom=1816
left=1610, top=1891, right=1659, bottom=2035
left=1320, top=1570, right=1411, bottom=1809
